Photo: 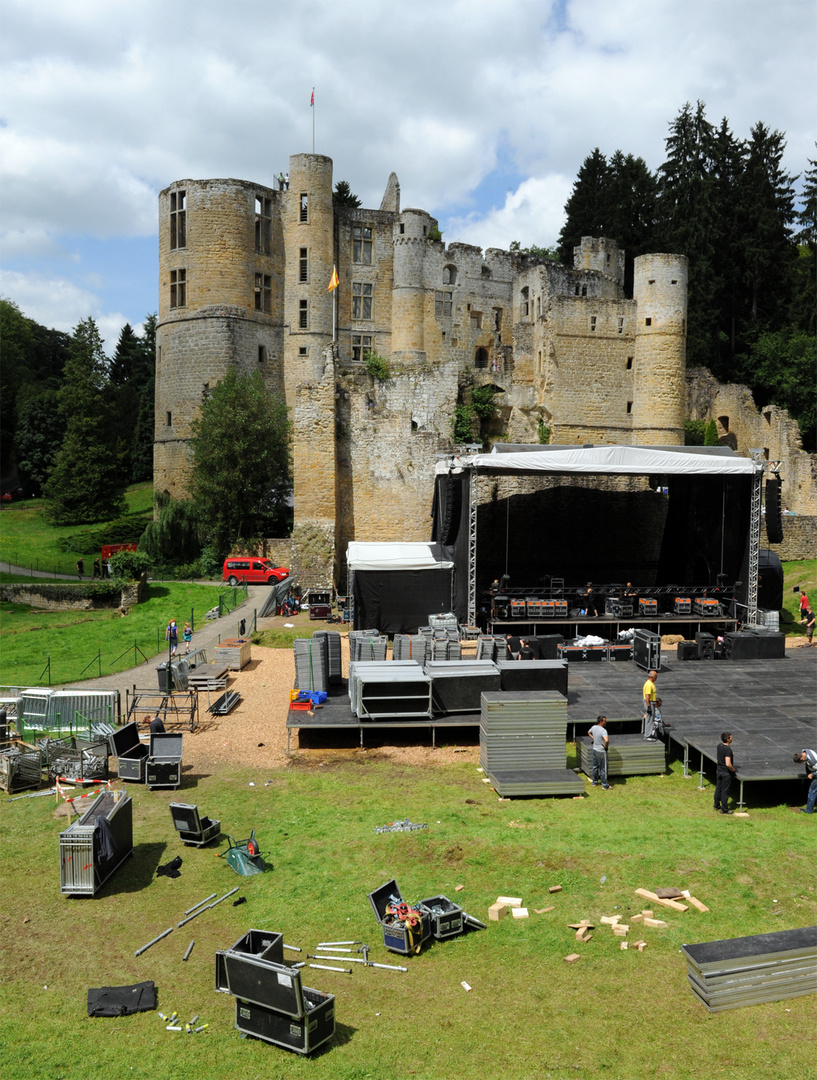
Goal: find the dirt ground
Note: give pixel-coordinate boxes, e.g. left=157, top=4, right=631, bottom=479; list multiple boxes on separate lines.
left=164, top=630, right=812, bottom=774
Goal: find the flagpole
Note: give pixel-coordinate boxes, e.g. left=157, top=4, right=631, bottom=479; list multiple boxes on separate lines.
left=312, top=87, right=315, bottom=154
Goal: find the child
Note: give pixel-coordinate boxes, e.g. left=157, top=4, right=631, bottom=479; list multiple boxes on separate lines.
left=166, top=619, right=178, bottom=656
left=183, top=622, right=193, bottom=653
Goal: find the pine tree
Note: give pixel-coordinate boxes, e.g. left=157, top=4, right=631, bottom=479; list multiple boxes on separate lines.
left=791, top=149, right=817, bottom=334
left=43, top=317, right=127, bottom=524
left=557, top=149, right=612, bottom=261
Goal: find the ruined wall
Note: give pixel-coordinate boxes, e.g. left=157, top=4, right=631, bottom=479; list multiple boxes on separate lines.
left=765, top=516, right=817, bottom=561
left=686, top=368, right=817, bottom=517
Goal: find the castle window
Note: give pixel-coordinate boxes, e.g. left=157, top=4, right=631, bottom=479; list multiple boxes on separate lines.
left=255, top=196, right=271, bottom=253
left=581, top=285, right=587, bottom=297
left=352, top=334, right=372, bottom=361
left=671, top=279, right=678, bottom=285
left=399, top=223, right=405, bottom=234
left=574, top=284, right=580, bottom=296
left=258, top=346, right=266, bottom=363
left=626, top=401, right=632, bottom=414
left=648, top=279, right=655, bottom=285
left=470, top=311, right=483, bottom=330
left=493, top=309, right=502, bottom=331
left=352, top=282, right=373, bottom=320
left=536, top=296, right=541, bottom=318
left=645, top=317, right=652, bottom=326
left=299, top=299, right=308, bottom=328
left=435, top=290, right=452, bottom=318
left=353, top=226, right=373, bottom=264
left=443, top=264, right=457, bottom=286
left=718, top=415, right=729, bottom=433
left=521, top=287, right=529, bottom=317
left=170, top=269, right=186, bottom=308
left=166, top=411, right=172, bottom=426
left=299, top=346, right=308, bottom=356
left=617, top=317, right=624, bottom=334
left=299, top=248, right=308, bottom=282
left=590, top=316, right=597, bottom=332
left=300, top=193, right=308, bottom=222
left=170, top=190, right=186, bottom=250
left=254, top=273, right=271, bottom=313
left=626, top=356, right=633, bottom=370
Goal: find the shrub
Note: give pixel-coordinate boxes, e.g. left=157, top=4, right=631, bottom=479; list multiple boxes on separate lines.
left=364, top=350, right=391, bottom=381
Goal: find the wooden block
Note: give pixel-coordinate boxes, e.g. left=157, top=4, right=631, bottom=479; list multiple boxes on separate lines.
left=454, top=885, right=465, bottom=892
left=643, top=917, right=668, bottom=928
left=488, top=902, right=507, bottom=921
left=548, top=885, right=563, bottom=894
left=612, top=925, right=628, bottom=936
left=512, top=907, right=529, bottom=919
left=600, top=916, right=621, bottom=926
left=630, top=913, right=644, bottom=923
left=640, top=910, right=653, bottom=919
left=564, top=953, right=581, bottom=963
left=635, top=887, right=688, bottom=912
left=635, top=941, right=647, bottom=952
left=481, top=777, right=491, bottom=783
left=575, top=927, right=589, bottom=941
left=620, top=941, right=629, bottom=950
left=497, top=896, right=522, bottom=906
left=686, top=895, right=709, bottom=913
left=534, top=906, right=555, bottom=914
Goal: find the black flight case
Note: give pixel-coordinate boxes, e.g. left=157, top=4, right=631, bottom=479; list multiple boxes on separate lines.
left=368, top=879, right=433, bottom=955
left=108, top=721, right=148, bottom=782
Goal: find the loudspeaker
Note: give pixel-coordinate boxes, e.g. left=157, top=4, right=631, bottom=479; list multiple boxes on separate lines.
left=765, top=477, right=784, bottom=544
left=725, top=632, right=759, bottom=661
left=758, top=549, right=784, bottom=611
left=677, top=641, right=698, bottom=661
left=696, top=632, right=715, bottom=660
left=748, top=629, right=786, bottom=659
left=531, top=634, right=565, bottom=660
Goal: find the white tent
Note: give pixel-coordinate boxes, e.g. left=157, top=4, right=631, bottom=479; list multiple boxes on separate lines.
left=437, top=444, right=758, bottom=477
left=347, top=541, right=454, bottom=571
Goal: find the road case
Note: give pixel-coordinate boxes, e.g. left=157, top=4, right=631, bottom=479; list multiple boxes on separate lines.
left=638, top=598, right=658, bottom=616
left=108, top=722, right=148, bottom=782
left=59, top=790, right=133, bottom=896
left=234, top=993, right=335, bottom=1056
left=147, top=732, right=182, bottom=790
left=368, top=879, right=432, bottom=955
left=169, top=802, right=220, bottom=846
left=633, top=629, right=661, bottom=671
left=420, top=894, right=464, bottom=940
left=674, top=597, right=692, bottom=615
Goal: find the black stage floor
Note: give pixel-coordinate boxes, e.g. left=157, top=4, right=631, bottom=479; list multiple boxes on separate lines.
left=286, top=650, right=816, bottom=796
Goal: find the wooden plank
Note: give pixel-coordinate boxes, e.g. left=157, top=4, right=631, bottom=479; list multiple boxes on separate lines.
left=635, top=887, right=688, bottom=912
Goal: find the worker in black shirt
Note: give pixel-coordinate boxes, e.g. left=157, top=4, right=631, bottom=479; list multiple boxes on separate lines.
left=714, top=732, right=736, bottom=814
left=149, top=714, right=166, bottom=735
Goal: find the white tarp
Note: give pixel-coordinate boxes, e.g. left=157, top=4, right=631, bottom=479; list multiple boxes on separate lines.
left=438, top=444, right=758, bottom=477
left=347, top=541, right=454, bottom=571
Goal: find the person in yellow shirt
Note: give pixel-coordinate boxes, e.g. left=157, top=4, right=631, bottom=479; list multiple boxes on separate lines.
left=642, top=669, right=658, bottom=739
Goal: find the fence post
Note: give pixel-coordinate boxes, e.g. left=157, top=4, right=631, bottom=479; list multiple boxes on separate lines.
left=190, top=606, right=195, bottom=634
left=97, top=649, right=102, bottom=678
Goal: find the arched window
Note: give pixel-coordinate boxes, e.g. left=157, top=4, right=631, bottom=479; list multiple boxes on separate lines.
left=475, top=347, right=489, bottom=369
left=443, top=265, right=457, bottom=286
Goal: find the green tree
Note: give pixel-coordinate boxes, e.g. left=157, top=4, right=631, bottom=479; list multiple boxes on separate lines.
left=109, top=315, right=156, bottom=482
left=557, top=148, right=612, bottom=262
left=791, top=148, right=817, bottom=334
left=743, top=330, right=816, bottom=451
left=43, top=317, right=127, bottom=524
left=139, top=492, right=201, bottom=565
left=15, top=387, right=65, bottom=496
left=334, top=180, right=361, bottom=208
left=189, top=368, right=290, bottom=554
left=704, top=419, right=719, bottom=446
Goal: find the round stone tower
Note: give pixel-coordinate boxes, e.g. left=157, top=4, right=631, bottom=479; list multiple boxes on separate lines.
left=155, top=177, right=282, bottom=498
left=630, top=253, right=688, bottom=445
left=391, top=208, right=435, bottom=356
left=282, top=154, right=335, bottom=394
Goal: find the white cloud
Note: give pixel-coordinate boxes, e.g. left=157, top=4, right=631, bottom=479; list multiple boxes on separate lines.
left=445, top=175, right=573, bottom=252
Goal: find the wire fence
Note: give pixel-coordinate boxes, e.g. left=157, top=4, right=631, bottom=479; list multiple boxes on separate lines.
left=0, top=588, right=253, bottom=688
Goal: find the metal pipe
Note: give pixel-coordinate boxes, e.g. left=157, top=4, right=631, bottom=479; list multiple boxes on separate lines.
left=208, top=886, right=239, bottom=909
left=314, top=946, right=352, bottom=952
left=134, top=927, right=173, bottom=957
left=315, top=955, right=367, bottom=964
left=283, top=943, right=301, bottom=952
left=369, top=961, right=408, bottom=972
left=182, top=940, right=195, bottom=961
left=177, top=907, right=208, bottom=929
left=317, top=940, right=361, bottom=947
left=184, top=894, right=217, bottom=915
left=308, top=963, right=352, bottom=974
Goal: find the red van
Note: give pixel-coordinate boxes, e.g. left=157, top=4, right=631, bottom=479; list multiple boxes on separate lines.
left=222, top=557, right=289, bottom=586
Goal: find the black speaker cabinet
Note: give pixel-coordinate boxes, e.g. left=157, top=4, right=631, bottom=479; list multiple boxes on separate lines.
left=749, top=629, right=786, bottom=659
left=765, top=477, right=784, bottom=545
left=725, top=632, right=759, bottom=660
left=696, top=632, right=715, bottom=660
left=677, top=641, right=698, bottom=661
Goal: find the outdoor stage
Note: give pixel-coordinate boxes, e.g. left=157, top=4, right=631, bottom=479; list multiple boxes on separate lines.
left=286, top=649, right=816, bottom=805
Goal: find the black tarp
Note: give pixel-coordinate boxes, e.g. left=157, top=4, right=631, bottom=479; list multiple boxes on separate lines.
left=352, top=568, right=454, bottom=635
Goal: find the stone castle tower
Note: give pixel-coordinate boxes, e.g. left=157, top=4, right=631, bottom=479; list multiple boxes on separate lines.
left=155, top=153, right=689, bottom=575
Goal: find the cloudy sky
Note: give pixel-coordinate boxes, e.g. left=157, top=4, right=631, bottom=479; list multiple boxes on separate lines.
left=1, top=0, right=814, bottom=352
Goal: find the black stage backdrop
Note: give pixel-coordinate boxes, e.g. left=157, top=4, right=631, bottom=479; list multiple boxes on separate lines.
left=353, top=568, right=454, bottom=635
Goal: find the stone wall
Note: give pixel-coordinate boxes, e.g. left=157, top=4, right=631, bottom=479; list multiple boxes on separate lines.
left=0, top=578, right=145, bottom=611
left=686, top=368, right=817, bottom=515
left=764, top=515, right=817, bottom=561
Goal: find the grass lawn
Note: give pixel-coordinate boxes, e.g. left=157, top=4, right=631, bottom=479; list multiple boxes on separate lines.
left=0, top=581, right=242, bottom=687
left=0, top=482, right=153, bottom=577
left=780, top=559, right=816, bottom=638
left=1, top=753, right=814, bottom=1080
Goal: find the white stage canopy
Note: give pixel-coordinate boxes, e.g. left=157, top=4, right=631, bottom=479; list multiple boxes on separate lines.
left=347, top=541, right=454, bottom=571
left=437, top=445, right=759, bottom=477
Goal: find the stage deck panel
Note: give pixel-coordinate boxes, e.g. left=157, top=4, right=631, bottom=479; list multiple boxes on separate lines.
left=576, top=734, right=666, bottom=776
left=485, top=768, right=585, bottom=797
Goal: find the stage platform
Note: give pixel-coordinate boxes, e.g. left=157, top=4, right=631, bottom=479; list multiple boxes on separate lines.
left=489, top=614, right=738, bottom=638
left=286, top=649, right=816, bottom=805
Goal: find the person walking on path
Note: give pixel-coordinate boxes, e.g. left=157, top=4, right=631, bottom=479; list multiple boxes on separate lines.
left=801, top=608, right=815, bottom=646
left=183, top=622, right=193, bottom=654
left=642, top=669, right=658, bottom=739
left=77, top=558, right=84, bottom=580
left=792, top=749, right=817, bottom=813
left=715, top=732, right=737, bottom=814
left=166, top=619, right=178, bottom=656
left=588, top=715, right=610, bottom=789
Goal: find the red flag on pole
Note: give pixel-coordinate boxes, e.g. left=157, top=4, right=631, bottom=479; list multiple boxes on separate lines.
left=328, top=266, right=339, bottom=291
left=310, top=89, right=314, bottom=107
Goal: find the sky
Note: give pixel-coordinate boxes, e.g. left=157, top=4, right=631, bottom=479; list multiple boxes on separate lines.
left=1, top=0, right=815, bottom=354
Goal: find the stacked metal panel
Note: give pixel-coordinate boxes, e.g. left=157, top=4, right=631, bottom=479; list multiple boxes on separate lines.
left=479, top=690, right=583, bottom=797
left=293, top=639, right=328, bottom=692
left=393, top=635, right=430, bottom=664
left=59, top=790, right=133, bottom=895
left=348, top=631, right=388, bottom=662
left=348, top=661, right=432, bottom=721
left=681, top=927, right=817, bottom=1012
left=576, top=734, right=666, bottom=777
left=496, top=659, right=568, bottom=696
left=214, top=638, right=252, bottom=670
left=425, top=660, right=500, bottom=714
left=312, top=630, right=342, bottom=685
left=0, top=742, right=42, bottom=793
left=428, top=613, right=458, bottom=632
left=186, top=661, right=230, bottom=691
left=18, top=688, right=119, bottom=737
